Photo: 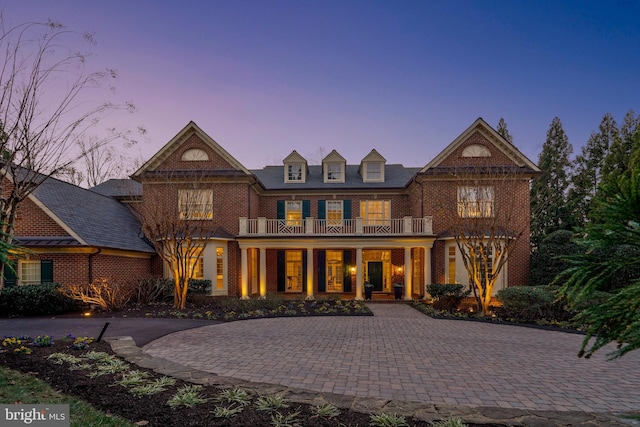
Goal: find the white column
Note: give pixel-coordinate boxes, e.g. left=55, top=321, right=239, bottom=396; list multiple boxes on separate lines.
left=404, top=247, right=412, bottom=300
left=259, top=247, right=267, bottom=298
left=423, top=245, right=432, bottom=299
left=355, top=247, right=363, bottom=300
left=306, top=248, right=314, bottom=300
left=240, top=247, right=249, bottom=299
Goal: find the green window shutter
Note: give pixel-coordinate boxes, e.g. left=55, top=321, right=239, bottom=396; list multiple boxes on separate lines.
left=343, top=250, right=352, bottom=292
left=277, top=200, right=285, bottom=220
left=317, top=250, right=326, bottom=292
left=343, top=200, right=352, bottom=220
left=3, top=262, right=17, bottom=287
left=302, top=200, right=310, bottom=219
left=277, top=251, right=285, bottom=292
left=318, top=200, right=326, bottom=220
left=41, top=260, right=54, bottom=284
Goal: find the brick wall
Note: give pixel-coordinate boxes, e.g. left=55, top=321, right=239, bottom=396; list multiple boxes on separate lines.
left=14, top=197, right=69, bottom=237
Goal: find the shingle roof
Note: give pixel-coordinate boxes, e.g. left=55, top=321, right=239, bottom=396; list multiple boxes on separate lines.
left=90, top=179, right=142, bottom=198
left=28, top=176, right=154, bottom=253
left=251, top=164, right=420, bottom=190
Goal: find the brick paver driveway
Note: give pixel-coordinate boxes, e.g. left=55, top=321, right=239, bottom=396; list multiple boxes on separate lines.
left=143, top=304, right=640, bottom=413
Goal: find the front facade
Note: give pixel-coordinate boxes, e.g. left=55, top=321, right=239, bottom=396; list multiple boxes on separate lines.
left=125, top=118, right=539, bottom=300
left=5, top=118, right=539, bottom=298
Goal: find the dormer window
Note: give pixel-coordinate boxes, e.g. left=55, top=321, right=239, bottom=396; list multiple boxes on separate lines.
left=326, top=163, right=342, bottom=181
left=287, top=164, right=303, bottom=182
left=360, top=149, right=386, bottom=182
left=283, top=150, right=308, bottom=183
left=322, top=150, right=346, bottom=183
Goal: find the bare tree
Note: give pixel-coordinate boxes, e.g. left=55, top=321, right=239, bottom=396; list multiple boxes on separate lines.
left=435, top=165, right=536, bottom=315
left=134, top=173, right=217, bottom=309
left=0, top=14, right=129, bottom=285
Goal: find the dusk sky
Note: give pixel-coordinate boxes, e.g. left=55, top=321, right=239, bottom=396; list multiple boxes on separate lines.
left=3, top=1, right=639, bottom=169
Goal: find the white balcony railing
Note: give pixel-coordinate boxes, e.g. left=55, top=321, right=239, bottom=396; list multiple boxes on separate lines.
left=239, top=216, right=433, bottom=236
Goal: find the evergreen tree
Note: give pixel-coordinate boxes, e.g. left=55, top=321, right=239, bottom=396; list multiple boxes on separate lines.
left=602, top=109, right=639, bottom=186
left=530, top=117, right=573, bottom=250
left=496, top=117, right=514, bottom=145
left=567, top=113, right=619, bottom=228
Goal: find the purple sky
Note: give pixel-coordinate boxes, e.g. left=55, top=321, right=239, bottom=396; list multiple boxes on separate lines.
left=3, top=1, right=639, bottom=169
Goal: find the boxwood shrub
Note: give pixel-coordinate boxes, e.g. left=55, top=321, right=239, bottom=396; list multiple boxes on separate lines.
left=0, top=283, right=79, bottom=317
left=427, top=283, right=471, bottom=312
left=496, top=285, right=572, bottom=323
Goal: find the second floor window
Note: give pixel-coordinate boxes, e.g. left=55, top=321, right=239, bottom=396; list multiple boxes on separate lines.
left=327, top=200, right=343, bottom=225
left=360, top=200, right=390, bottom=225
left=457, top=186, right=494, bottom=218
left=178, top=189, right=213, bottom=220
left=286, top=200, right=302, bottom=226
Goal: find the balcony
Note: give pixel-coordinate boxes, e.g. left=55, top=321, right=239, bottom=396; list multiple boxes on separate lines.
left=239, top=216, right=433, bottom=237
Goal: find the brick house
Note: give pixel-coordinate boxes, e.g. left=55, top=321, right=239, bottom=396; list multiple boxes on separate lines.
left=5, top=117, right=540, bottom=299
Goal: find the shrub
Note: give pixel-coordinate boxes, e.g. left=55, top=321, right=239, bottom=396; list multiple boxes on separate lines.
left=529, top=230, right=581, bottom=286
left=187, top=279, right=211, bottom=295
left=59, top=278, right=133, bottom=311
left=496, top=285, right=572, bottom=323
left=131, top=277, right=173, bottom=305
left=0, top=283, right=78, bottom=317
left=427, top=284, right=470, bottom=312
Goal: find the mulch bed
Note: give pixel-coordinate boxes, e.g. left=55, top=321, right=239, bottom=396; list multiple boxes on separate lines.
left=0, top=340, right=508, bottom=426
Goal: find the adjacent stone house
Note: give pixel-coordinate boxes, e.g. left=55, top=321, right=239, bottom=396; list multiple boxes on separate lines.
left=6, top=118, right=540, bottom=299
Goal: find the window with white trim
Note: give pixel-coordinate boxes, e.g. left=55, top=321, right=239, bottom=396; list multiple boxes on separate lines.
left=286, top=250, right=303, bottom=292
left=216, top=247, right=225, bottom=291
left=364, top=162, right=383, bottom=181
left=188, top=247, right=204, bottom=280
left=326, top=200, right=343, bottom=225
left=286, top=201, right=302, bottom=226
left=326, top=250, right=344, bottom=292
left=457, top=186, right=494, bottom=218
left=325, top=163, right=343, bottom=182
left=286, top=163, right=303, bottom=182
left=360, top=200, right=390, bottom=225
left=20, top=261, right=41, bottom=285
left=178, top=189, right=213, bottom=220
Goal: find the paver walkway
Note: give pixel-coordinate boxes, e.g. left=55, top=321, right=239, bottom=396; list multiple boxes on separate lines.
left=144, top=303, right=640, bottom=414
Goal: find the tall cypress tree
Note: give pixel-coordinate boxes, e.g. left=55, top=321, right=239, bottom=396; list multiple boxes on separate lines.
left=602, top=109, right=639, bottom=186
left=496, top=117, right=514, bottom=145
left=530, top=117, right=573, bottom=250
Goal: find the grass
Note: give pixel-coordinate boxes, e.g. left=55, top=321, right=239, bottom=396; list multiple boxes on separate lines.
left=0, top=365, right=135, bottom=427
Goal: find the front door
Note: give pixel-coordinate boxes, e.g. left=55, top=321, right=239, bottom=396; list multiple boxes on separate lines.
left=368, top=261, right=383, bottom=291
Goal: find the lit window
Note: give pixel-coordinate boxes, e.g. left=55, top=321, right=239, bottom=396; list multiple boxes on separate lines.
left=327, top=201, right=343, bottom=225
left=188, top=248, right=204, bottom=280
left=178, top=189, right=213, bottom=219
left=286, top=250, right=303, bottom=292
left=286, top=201, right=302, bottom=226
left=287, top=164, right=303, bottom=182
left=457, top=187, right=494, bottom=218
left=326, top=163, right=342, bottom=181
left=448, top=246, right=456, bottom=284
left=326, top=250, right=344, bottom=292
left=360, top=200, right=390, bottom=226
left=216, top=247, right=224, bottom=290
left=20, top=261, right=41, bottom=285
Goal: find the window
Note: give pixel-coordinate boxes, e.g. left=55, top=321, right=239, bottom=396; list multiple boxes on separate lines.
left=326, top=250, right=343, bottom=292
left=364, top=162, right=383, bottom=181
left=285, top=250, right=303, bottom=292
left=447, top=246, right=456, bottom=284
left=287, top=163, right=303, bottom=182
left=187, top=248, right=204, bottom=280
left=461, top=144, right=491, bottom=158
left=286, top=201, right=302, bottom=226
left=325, top=163, right=343, bottom=182
left=457, top=186, right=494, bottom=218
left=327, top=201, right=343, bottom=225
left=181, top=148, right=209, bottom=161
left=360, top=200, right=390, bottom=225
left=178, top=189, right=213, bottom=219
left=216, top=247, right=224, bottom=290
left=20, top=261, right=41, bottom=285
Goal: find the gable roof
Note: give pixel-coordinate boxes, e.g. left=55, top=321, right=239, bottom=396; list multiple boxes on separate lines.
left=24, top=175, right=154, bottom=253
left=132, top=121, right=251, bottom=178
left=421, top=117, right=540, bottom=173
